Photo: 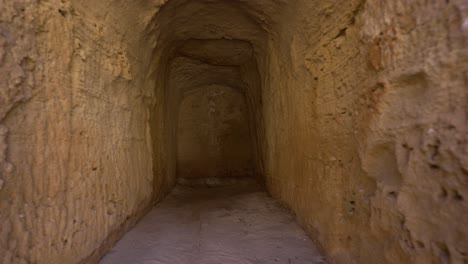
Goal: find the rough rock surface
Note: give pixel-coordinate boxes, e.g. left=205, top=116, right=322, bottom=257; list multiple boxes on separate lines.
left=0, top=0, right=466, bottom=264
left=1, top=1, right=168, bottom=263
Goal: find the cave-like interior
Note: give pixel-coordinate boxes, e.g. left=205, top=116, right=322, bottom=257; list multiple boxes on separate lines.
left=0, top=0, right=466, bottom=263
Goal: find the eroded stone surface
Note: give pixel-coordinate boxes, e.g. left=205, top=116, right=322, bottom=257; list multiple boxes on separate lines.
left=0, top=0, right=466, bottom=264
left=1, top=1, right=170, bottom=263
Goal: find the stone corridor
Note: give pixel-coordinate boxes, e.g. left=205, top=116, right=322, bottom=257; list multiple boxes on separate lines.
left=0, top=0, right=467, bottom=264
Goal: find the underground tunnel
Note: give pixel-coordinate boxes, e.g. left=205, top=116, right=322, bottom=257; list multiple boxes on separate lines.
left=0, top=0, right=467, bottom=264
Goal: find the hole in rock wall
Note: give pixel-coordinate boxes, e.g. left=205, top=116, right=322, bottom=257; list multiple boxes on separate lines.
left=363, top=143, right=402, bottom=192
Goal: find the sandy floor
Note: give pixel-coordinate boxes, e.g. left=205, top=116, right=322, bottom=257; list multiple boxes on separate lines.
left=99, top=182, right=326, bottom=264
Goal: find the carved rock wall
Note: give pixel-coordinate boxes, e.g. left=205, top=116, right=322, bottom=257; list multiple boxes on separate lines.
left=0, top=0, right=466, bottom=263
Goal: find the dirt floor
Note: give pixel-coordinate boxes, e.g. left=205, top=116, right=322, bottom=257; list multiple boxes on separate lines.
left=99, top=181, right=326, bottom=264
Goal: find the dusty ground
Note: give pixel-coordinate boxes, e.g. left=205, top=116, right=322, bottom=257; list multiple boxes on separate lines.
left=99, top=182, right=326, bottom=264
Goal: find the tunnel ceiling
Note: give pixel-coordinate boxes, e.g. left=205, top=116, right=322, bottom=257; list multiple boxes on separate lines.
left=177, top=39, right=253, bottom=66
left=146, top=0, right=294, bottom=102
left=170, top=57, right=247, bottom=97
left=150, top=0, right=289, bottom=43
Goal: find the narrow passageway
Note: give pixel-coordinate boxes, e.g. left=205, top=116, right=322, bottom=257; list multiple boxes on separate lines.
left=100, top=181, right=326, bottom=264
left=1, top=1, right=466, bottom=264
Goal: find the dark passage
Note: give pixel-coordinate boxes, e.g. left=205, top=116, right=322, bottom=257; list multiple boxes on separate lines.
left=177, top=84, right=254, bottom=180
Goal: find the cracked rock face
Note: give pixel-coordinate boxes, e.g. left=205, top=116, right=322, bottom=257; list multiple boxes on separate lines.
left=0, top=0, right=467, bottom=264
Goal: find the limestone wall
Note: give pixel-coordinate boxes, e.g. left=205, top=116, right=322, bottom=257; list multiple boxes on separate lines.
left=262, top=1, right=468, bottom=263
left=0, top=1, right=172, bottom=263
left=0, top=0, right=466, bottom=264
